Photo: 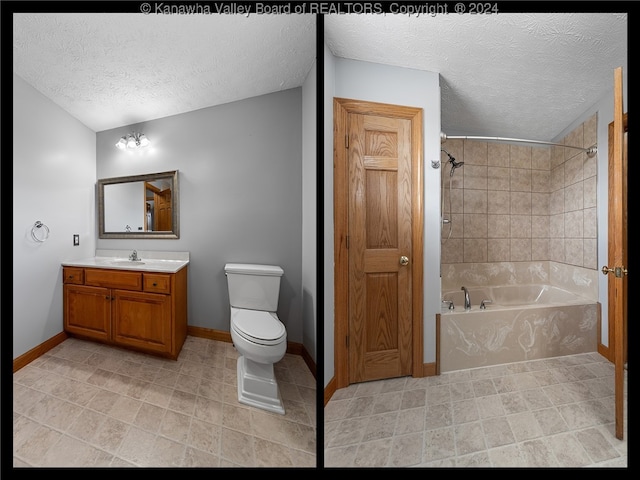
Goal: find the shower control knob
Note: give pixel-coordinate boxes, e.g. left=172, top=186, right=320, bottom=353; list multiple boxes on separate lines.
left=400, top=256, right=409, bottom=266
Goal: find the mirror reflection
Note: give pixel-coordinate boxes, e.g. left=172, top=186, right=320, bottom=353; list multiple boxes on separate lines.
left=98, top=170, right=179, bottom=239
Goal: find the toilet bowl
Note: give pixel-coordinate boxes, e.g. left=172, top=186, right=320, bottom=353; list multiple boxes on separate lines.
left=230, top=307, right=287, bottom=414
left=225, top=263, right=287, bottom=415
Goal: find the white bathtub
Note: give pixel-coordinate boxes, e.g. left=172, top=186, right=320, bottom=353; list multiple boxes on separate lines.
left=442, top=284, right=589, bottom=310
left=439, top=284, right=599, bottom=372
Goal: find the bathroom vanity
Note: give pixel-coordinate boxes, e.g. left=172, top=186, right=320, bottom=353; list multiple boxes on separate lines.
left=62, top=250, right=189, bottom=360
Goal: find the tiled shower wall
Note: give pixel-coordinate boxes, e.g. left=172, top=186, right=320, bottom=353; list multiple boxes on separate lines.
left=440, top=114, right=598, bottom=269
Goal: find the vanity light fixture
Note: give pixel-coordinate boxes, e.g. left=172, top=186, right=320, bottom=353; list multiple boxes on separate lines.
left=115, top=132, right=150, bottom=150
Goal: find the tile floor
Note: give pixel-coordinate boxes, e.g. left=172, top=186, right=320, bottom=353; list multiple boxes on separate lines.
left=324, top=352, right=628, bottom=468
left=13, top=335, right=316, bottom=468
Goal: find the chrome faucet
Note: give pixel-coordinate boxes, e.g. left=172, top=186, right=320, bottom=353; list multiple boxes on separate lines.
left=461, top=286, right=471, bottom=310
left=129, top=250, right=139, bottom=261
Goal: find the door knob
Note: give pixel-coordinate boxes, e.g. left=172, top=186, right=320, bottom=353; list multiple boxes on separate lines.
left=400, top=256, right=409, bottom=266
left=602, top=265, right=628, bottom=277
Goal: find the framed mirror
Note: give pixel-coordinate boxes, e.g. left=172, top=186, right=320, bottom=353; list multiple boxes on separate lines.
left=98, top=170, right=179, bottom=239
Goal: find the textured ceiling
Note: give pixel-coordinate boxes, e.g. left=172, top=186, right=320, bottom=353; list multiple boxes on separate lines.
left=13, top=13, right=316, bottom=132
left=13, top=12, right=627, bottom=140
left=325, top=12, right=627, bottom=141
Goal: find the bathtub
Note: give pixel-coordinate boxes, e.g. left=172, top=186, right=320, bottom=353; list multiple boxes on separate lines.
left=439, top=284, right=599, bottom=372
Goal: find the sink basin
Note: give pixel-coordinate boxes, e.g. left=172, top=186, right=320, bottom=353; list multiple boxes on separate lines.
left=111, top=260, right=146, bottom=266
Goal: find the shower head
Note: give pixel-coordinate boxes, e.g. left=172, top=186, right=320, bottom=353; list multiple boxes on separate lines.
left=449, top=161, right=464, bottom=176
left=442, top=149, right=464, bottom=176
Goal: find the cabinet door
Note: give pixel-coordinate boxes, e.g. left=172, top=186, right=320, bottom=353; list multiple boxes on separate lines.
left=112, top=290, right=172, bottom=354
left=64, top=285, right=111, bottom=341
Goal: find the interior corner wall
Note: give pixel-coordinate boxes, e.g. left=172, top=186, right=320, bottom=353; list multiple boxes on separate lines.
left=12, top=73, right=97, bottom=359
left=302, top=59, right=318, bottom=363
left=323, top=42, right=336, bottom=388
left=95, top=88, right=305, bottom=345
left=552, top=76, right=627, bottom=349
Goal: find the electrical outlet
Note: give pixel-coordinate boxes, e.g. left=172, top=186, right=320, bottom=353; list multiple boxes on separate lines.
left=73, top=234, right=80, bottom=246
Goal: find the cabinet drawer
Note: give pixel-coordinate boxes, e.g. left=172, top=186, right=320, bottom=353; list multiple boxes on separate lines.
left=63, top=267, right=85, bottom=284
left=85, top=268, right=142, bottom=290
left=143, top=273, right=171, bottom=294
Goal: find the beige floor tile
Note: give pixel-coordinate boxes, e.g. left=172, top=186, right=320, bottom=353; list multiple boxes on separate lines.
left=13, top=336, right=316, bottom=468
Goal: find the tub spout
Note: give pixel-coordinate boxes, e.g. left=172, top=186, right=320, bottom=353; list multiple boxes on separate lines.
left=461, top=286, right=471, bottom=310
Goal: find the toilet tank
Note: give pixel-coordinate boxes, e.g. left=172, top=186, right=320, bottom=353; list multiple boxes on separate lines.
left=224, top=263, right=284, bottom=311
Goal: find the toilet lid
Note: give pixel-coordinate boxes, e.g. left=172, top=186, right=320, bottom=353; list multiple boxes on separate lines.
left=232, top=309, right=286, bottom=345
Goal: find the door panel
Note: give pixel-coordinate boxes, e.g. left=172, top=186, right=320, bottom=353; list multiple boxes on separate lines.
left=349, top=113, right=413, bottom=383
left=334, top=98, right=424, bottom=390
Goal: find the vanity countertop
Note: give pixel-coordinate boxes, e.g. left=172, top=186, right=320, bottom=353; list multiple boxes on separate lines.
left=62, top=249, right=189, bottom=273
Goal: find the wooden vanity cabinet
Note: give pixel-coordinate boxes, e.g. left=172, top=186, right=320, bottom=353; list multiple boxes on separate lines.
left=63, top=266, right=188, bottom=359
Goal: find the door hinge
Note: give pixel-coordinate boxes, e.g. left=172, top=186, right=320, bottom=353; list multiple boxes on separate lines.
left=345, top=134, right=349, bottom=149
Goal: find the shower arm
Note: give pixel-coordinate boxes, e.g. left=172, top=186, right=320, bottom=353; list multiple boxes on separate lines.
left=440, top=133, right=597, bottom=157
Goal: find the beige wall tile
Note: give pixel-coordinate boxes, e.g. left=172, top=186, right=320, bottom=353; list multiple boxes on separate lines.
left=488, top=214, right=510, bottom=238
left=488, top=166, right=510, bottom=190
left=510, top=145, right=531, bottom=168
left=564, top=238, right=583, bottom=266
left=531, top=192, right=550, bottom=215
left=510, top=239, right=531, bottom=261
left=510, top=192, right=532, bottom=215
left=511, top=168, right=532, bottom=192
left=464, top=213, right=488, bottom=237
left=531, top=216, right=549, bottom=237
left=532, top=147, right=551, bottom=170
left=565, top=154, right=584, bottom=186
left=531, top=170, right=550, bottom=193
left=583, top=176, right=597, bottom=208
left=464, top=165, right=488, bottom=190
left=488, top=239, right=511, bottom=262
left=464, top=189, right=488, bottom=213
left=584, top=114, right=597, bottom=147
left=584, top=207, right=597, bottom=238
left=550, top=164, right=565, bottom=192
left=463, top=239, right=487, bottom=263
left=531, top=239, right=549, bottom=260
left=464, top=140, right=488, bottom=165
left=488, top=190, right=510, bottom=214
left=583, top=239, right=598, bottom=269
left=565, top=182, right=584, bottom=211
left=488, top=143, right=510, bottom=166
left=511, top=216, right=532, bottom=238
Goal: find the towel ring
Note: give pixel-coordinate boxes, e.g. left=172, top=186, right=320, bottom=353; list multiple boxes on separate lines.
left=31, top=221, right=50, bottom=242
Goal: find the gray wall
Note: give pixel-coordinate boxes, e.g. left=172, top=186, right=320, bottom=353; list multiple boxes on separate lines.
left=13, top=69, right=316, bottom=363
left=302, top=60, right=318, bottom=361
left=96, top=88, right=306, bottom=344
left=13, top=74, right=97, bottom=358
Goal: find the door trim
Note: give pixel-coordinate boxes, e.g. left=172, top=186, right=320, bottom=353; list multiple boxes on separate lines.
left=333, top=97, right=424, bottom=389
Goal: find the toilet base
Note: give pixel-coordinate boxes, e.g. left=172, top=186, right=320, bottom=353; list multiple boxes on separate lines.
left=236, top=355, right=285, bottom=415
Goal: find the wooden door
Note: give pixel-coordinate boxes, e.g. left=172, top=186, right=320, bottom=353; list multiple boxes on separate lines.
left=334, top=98, right=424, bottom=387
left=155, top=189, right=172, bottom=231
left=604, top=66, right=627, bottom=440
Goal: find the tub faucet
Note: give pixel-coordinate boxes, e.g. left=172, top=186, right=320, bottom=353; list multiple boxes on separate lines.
left=129, top=250, right=139, bottom=261
left=461, top=286, right=471, bottom=310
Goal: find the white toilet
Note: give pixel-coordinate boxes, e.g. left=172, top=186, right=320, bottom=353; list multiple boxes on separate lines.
left=224, top=263, right=287, bottom=414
